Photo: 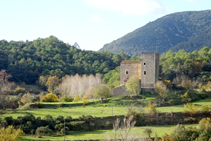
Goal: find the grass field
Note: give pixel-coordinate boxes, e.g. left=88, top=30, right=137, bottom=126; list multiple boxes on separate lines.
left=2, top=98, right=211, bottom=119
left=22, top=124, right=198, bottom=140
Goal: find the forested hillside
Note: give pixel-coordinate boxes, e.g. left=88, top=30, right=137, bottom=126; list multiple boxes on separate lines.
left=0, top=36, right=139, bottom=84
left=100, top=10, right=211, bottom=56
left=103, top=47, right=211, bottom=88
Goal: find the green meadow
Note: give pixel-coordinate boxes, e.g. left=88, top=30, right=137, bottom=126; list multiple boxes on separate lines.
left=22, top=124, right=198, bottom=140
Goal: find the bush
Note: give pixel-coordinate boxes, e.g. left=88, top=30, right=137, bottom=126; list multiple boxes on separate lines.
left=79, top=115, right=94, bottom=124
left=183, top=103, right=199, bottom=114
left=65, top=116, right=72, bottom=122
left=199, top=118, right=211, bottom=131
left=0, top=125, right=24, bottom=141
left=82, top=95, right=89, bottom=105
left=35, top=126, right=53, bottom=137
left=59, top=95, right=73, bottom=102
left=40, top=93, right=59, bottom=102
left=201, top=105, right=210, bottom=112
left=13, top=86, right=27, bottom=95
left=146, top=102, right=158, bottom=115
left=55, top=115, right=64, bottom=122
left=73, top=95, right=81, bottom=102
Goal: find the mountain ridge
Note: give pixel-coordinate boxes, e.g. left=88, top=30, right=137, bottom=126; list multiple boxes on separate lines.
left=100, top=10, right=211, bottom=56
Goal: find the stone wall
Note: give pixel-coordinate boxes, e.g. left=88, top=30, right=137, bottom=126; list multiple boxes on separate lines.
left=112, top=85, right=133, bottom=97
left=120, top=61, right=141, bottom=84
left=141, top=52, right=159, bottom=88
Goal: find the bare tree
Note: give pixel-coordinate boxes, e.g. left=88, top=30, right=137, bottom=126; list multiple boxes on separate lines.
left=58, top=74, right=102, bottom=98
left=105, top=116, right=147, bottom=141
left=0, top=69, right=13, bottom=109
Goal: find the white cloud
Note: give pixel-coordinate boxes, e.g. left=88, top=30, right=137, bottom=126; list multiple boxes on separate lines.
left=85, top=0, right=168, bottom=16
left=90, top=15, right=102, bottom=22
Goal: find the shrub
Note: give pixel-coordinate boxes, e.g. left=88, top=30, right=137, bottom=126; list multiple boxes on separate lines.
left=73, top=95, right=81, bottom=102
left=146, top=102, right=158, bottom=115
left=79, top=115, right=94, bottom=123
left=183, top=103, right=199, bottom=114
left=181, top=90, right=192, bottom=103
left=60, top=95, right=73, bottom=102
left=82, top=95, right=89, bottom=105
left=4, top=116, right=13, bottom=125
left=55, top=115, right=64, bottom=122
left=35, top=126, right=52, bottom=137
left=20, top=92, right=34, bottom=104
left=40, top=93, right=59, bottom=102
left=0, top=125, right=24, bottom=141
left=125, top=106, right=138, bottom=121
left=13, top=86, right=26, bottom=95
left=201, top=105, right=210, bottom=112
left=105, top=121, right=112, bottom=129
left=65, top=116, right=72, bottom=122
left=70, top=121, right=85, bottom=131
left=199, top=118, right=211, bottom=131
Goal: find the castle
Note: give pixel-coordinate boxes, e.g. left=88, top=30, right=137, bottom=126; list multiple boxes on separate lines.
left=113, top=52, right=159, bottom=96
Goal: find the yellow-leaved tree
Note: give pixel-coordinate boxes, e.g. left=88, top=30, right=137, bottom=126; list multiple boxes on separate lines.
left=125, top=75, right=140, bottom=96
left=0, top=126, right=24, bottom=141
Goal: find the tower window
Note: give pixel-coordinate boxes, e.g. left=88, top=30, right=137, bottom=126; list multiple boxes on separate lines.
left=126, top=71, right=128, bottom=74
left=144, top=63, right=146, bottom=65
left=144, top=71, right=146, bottom=75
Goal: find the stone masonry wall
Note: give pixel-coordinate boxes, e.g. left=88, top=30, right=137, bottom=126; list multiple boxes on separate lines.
left=120, top=61, right=141, bottom=84
left=141, top=52, right=159, bottom=88
left=112, top=85, right=133, bottom=97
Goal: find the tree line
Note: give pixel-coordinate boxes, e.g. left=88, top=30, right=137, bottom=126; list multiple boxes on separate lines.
left=0, top=36, right=139, bottom=84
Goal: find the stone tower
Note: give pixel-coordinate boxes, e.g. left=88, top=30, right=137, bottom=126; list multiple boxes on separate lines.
left=141, top=52, right=159, bottom=90
left=120, top=61, right=141, bottom=85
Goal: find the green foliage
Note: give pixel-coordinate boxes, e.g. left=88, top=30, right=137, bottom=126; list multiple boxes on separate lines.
left=125, top=75, right=140, bottom=96
left=146, top=102, right=158, bottom=115
left=181, top=90, right=192, bottom=103
left=13, top=86, right=27, bottom=95
left=59, top=95, right=73, bottom=102
left=199, top=118, right=211, bottom=131
left=82, top=95, right=89, bottom=105
left=40, top=93, right=59, bottom=102
left=155, top=81, right=169, bottom=102
left=35, top=126, right=52, bottom=137
left=103, top=66, right=120, bottom=88
left=73, top=95, right=81, bottom=102
left=0, top=36, right=131, bottom=84
left=45, top=76, right=60, bottom=93
left=183, top=103, right=199, bottom=114
left=101, top=10, right=211, bottom=56
left=92, top=84, right=111, bottom=103
left=0, top=125, right=24, bottom=141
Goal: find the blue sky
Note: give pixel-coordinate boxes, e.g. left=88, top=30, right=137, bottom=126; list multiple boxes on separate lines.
left=0, top=0, right=211, bottom=51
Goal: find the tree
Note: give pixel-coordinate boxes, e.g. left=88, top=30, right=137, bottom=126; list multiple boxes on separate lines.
left=92, top=84, right=111, bottom=103
left=45, top=76, right=60, bottom=93
left=0, top=69, right=12, bottom=109
left=155, top=81, right=169, bottom=102
left=0, top=125, right=24, bottom=141
left=125, top=75, right=140, bottom=96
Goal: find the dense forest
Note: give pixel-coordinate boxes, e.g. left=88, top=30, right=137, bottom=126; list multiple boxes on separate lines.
left=101, top=10, right=211, bottom=56
left=0, top=36, right=139, bottom=84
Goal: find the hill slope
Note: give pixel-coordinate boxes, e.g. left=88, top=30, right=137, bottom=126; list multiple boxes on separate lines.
left=100, top=10, right=211, bottom=56
left=0, top=36, right=133, bottom=84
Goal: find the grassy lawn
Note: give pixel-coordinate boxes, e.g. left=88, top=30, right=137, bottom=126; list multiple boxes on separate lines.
left=1, top=106, right=129, bottom=119
left=2, top=97, right=211, bottom=119
left=22, top=124, right=198, bottom=140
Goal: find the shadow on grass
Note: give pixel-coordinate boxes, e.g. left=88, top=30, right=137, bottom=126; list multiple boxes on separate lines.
left=23, top=130, right=106, bottom=141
